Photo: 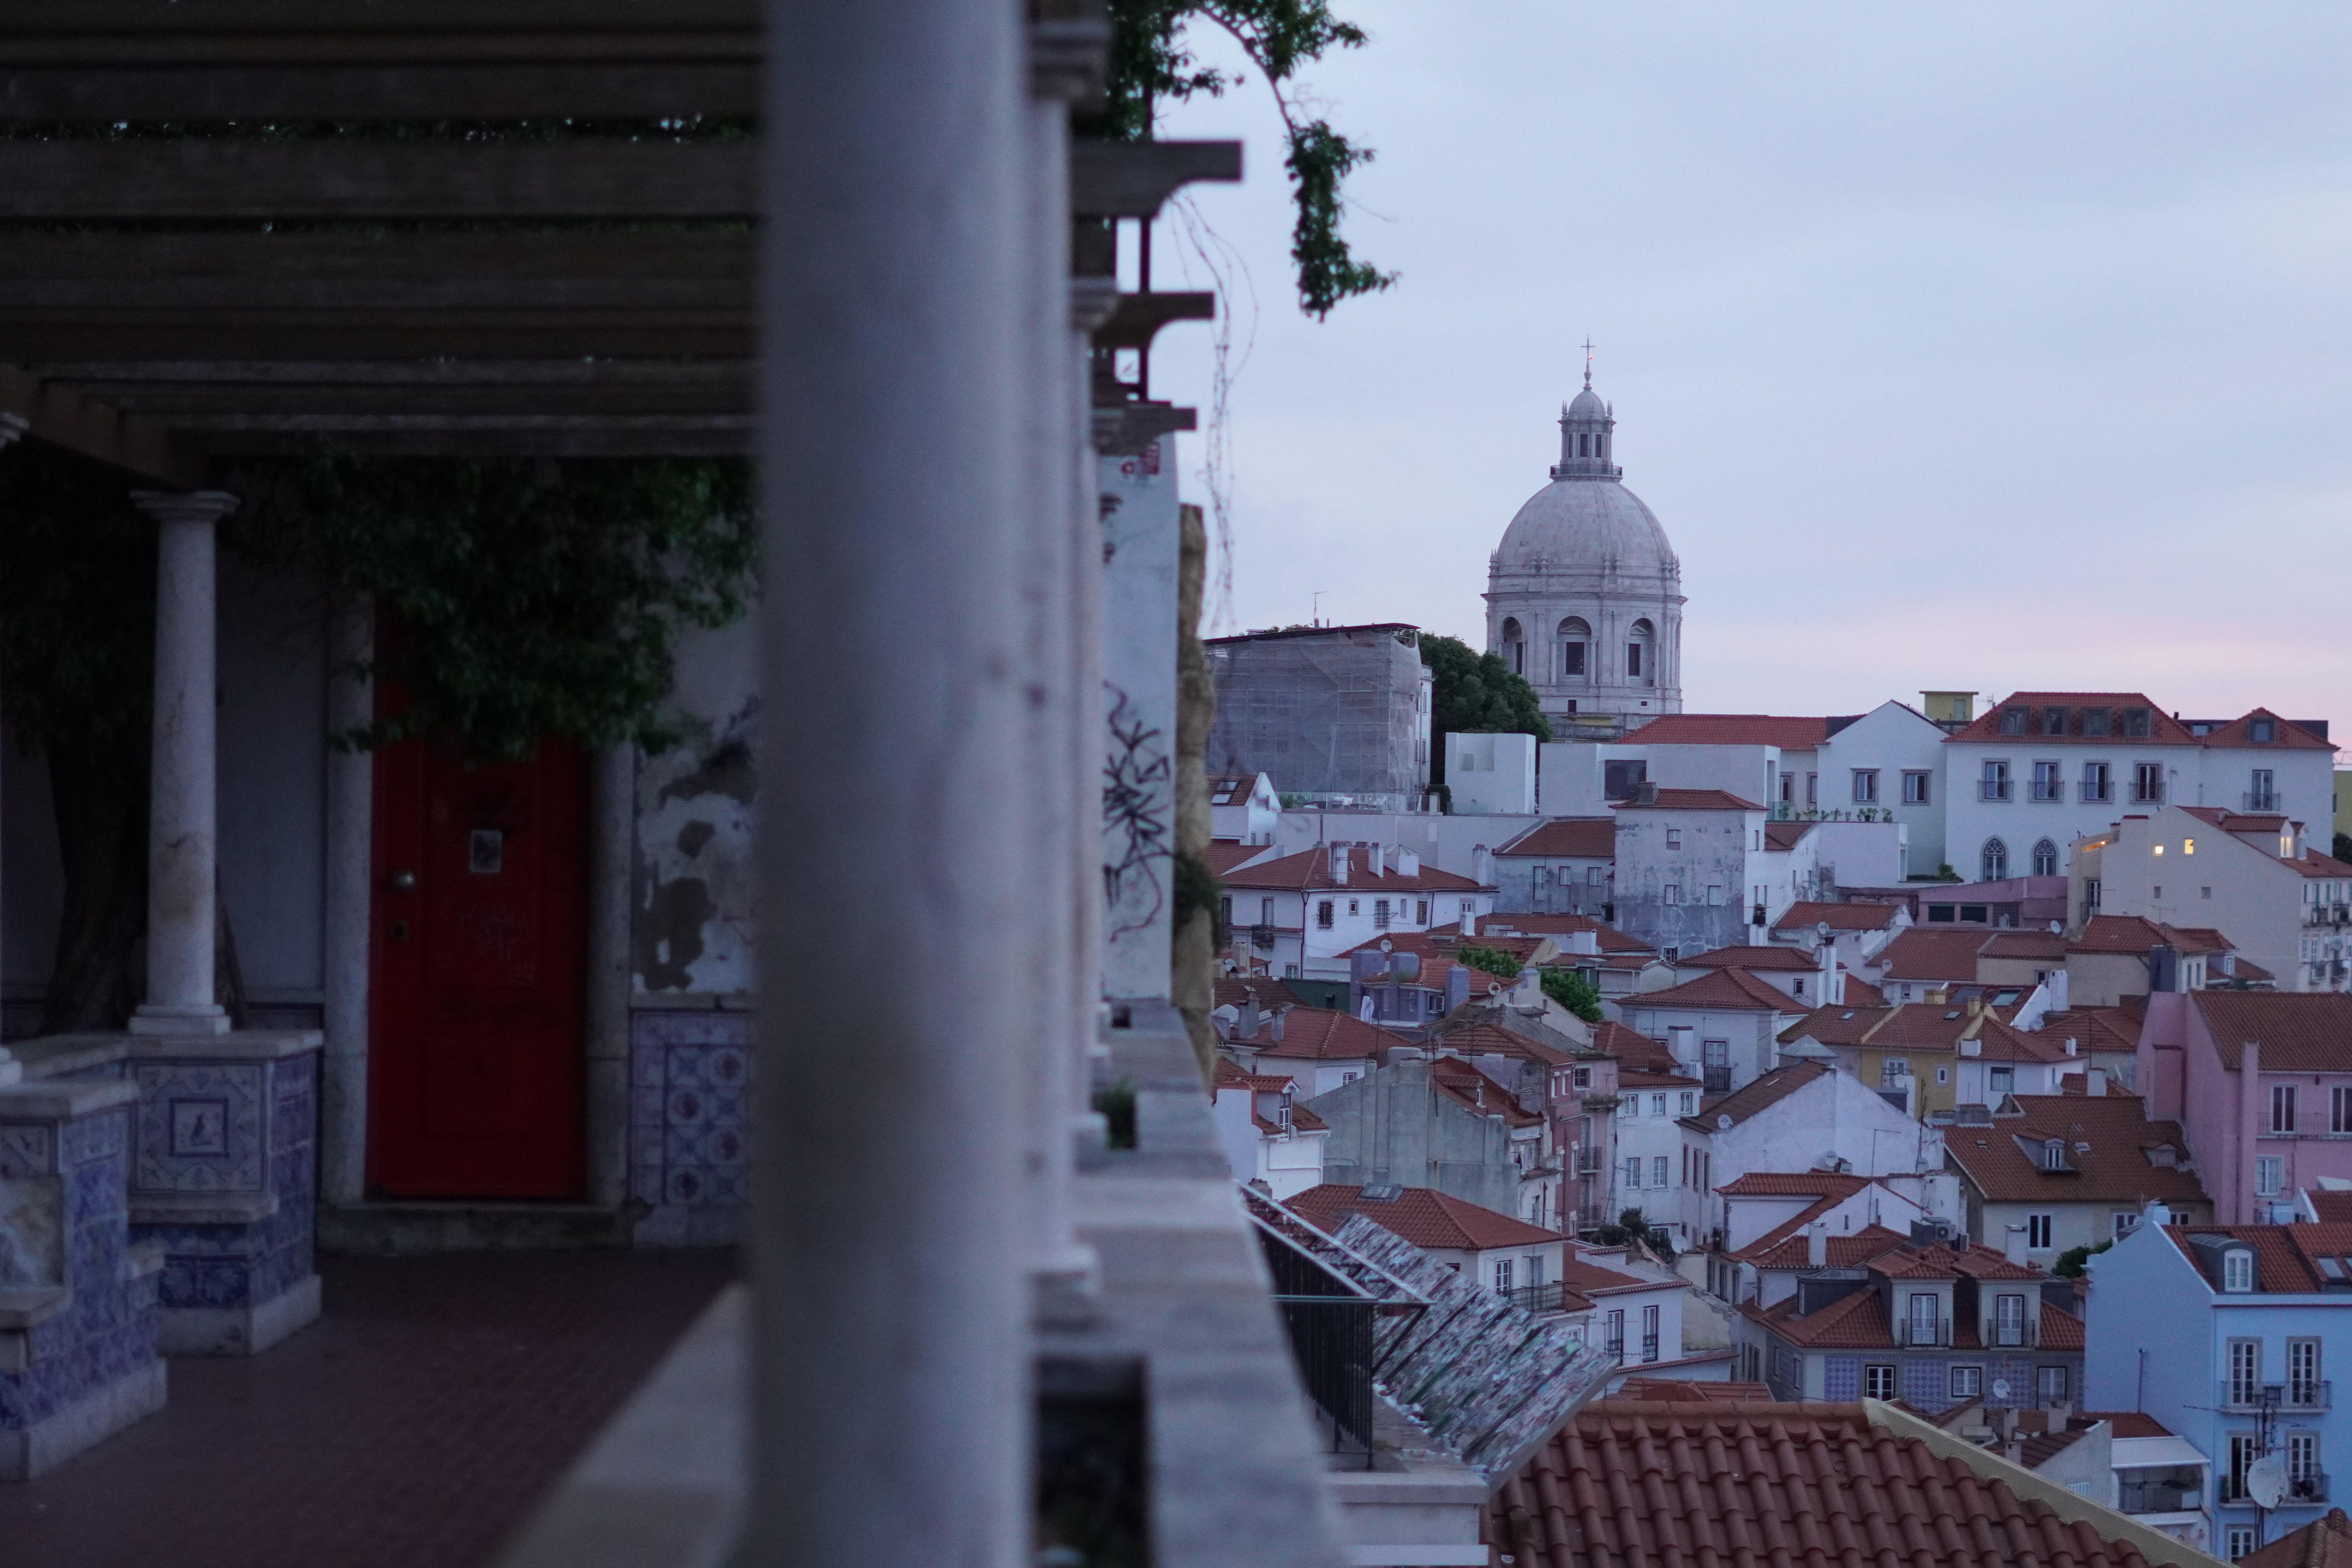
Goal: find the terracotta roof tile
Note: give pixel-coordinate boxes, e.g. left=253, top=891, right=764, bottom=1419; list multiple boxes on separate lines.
left=1684, top=1061, right=1831, bottom=1130
left=1618, top=713, right=1837, bottom=748
left=2163, top=1222, right=2352, bottom=1293
left=1763, top=820, right=1814, bottom=851
left=1878, top=928, right=1993, bottom=982
left=1287, top=1183, right=1557, bottom=1251
left=1430, top=1061, right=1544, bottom=1127
left=1496, top=817, right=1615, bottom=858
left=2198, top=708, right=2336, bottom=751
left=1613, top=787, right=1766, bottom=812
left=1222, top=999, right=1410, bottom=1062
left=2243, top=1508, right=2352, bottom=1568
left=1610, top=1376, right=1775, bottom=1402
left=1718, top=1171, right=1876, bottom=1198
left=1979, top=930, right=2070, bottom=960
left=1737, top=1222, right=1915, bottom=1270
left=1744, top=1278, right=2083, bottom=1350
left=1774, top=900, right=1907, bottom=933
left=1218, top=845, right=1489, bottom=893
left=1632, top=967, right=1804, bottom=1013
left=2193, top=991, right=2352, bottom=1071
left=2296, top=849, right=2352, bottom=880
left=1679, top=944, right=1822, bottom=973
left=2084, top=1410, right=2175, bottom=1439
left=1949, top=691, right=2198, bottom=746
left=2036, top=1004, right=2145, bottom=1056
left=1945, top=1094, right=2207, bottom=1206
left=1440, top=913, right=1653, bottom=954
left=2309, top=1191, right=2352, bottom=1225
left=1867, top=1241, right=2041, bottom=1282
left=1489, top=1400, right=2161, bottom=1568
left=1590, top=1020, right=1680, bottom=1072
left=2069, top=914, right=2231, bottom=956
left=1427, top=1020, right=1575, bottom=1069
left=1204, top=840, right=1277, bottom=877
left=1844, top=976, right=1887, bottom=1006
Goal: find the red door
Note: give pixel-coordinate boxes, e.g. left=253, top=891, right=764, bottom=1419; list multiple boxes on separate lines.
left=368, top=728, right=588, bottom=1198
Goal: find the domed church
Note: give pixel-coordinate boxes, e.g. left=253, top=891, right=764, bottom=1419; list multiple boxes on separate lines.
left=1484, top=373, right=1684, bottom=731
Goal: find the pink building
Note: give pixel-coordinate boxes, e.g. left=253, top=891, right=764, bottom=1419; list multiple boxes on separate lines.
left=2140, top=991, right=2352, bottom=1222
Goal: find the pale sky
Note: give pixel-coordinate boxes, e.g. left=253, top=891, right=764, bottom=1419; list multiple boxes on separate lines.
left=1145, top=3, right=2352, bottom=733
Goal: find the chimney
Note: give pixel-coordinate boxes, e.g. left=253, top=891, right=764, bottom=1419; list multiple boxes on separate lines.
left=1472, top=844, right=1494, bottom=886
left=2004, top=1224, right=2029, bottom=1267
left=1808, top=1220, right=1829, bottom=1267
left=1329, top=844, right=1350, bottom=884
left=1446, top=964, right=1471, bottom=1013
left=2087, top=1068, right=2107, bottom=1096
left=1461, top=907, right=1478, bottom=939
left=1269, top=1005, right=1289, bottom=1043
left=1239, top=987, right=1261, bottom=1041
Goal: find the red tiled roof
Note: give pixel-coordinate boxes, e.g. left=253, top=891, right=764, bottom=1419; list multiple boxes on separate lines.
left=1496, top=817, right=1615, bottom=858
left=1440, top=913, right=1652, bottom=954
left=1611, top=1377, right=1775, bottom=1403
left=2198, top=708, right=2335, bottom=751
left=1967, top=1018, right=2083, bottom=1064
left=2309, top=1191, right=2352, bottom=1225
left=1979, top=930, right=2069, bottom=961
left=1617, top=1067, right=1704, bottom=1091
left=1719, top=1171, right=1875, bottom=1198
left=2163, top=1223, right=2352, bottom=1293
left=1427, top=1020, right=1575, bottom=1068
left=1945, top=1096, right=2207, bottom=1207
left=1204, top=840, right=1277, bottom=877
left=1738, top=1223, right=1914, bottom=1270
left=1779, top=1002, right=1895, bottom=1047
left=1774, top=901, right=1906, bottom=933
left=1287, top=1183, right=1557, bottom=1251
left=1744, top=1282, right=2083, bottom=1351
left=1556, top=1250, right=1678, bottom=1298
left=2084, top=1411, right=2175, bottom=1439
left=1680, top=945, right=1822, bottom=973
left=1877, top=928, right=1991, bottom=982
left=1948, top=692, right=2198, bottom=747
left=1431, top=1060, right=1544, bottom=1127
left=1589, top=1020, right=1679, bottom=1072
left=1613, top=787, right=1766, bottom=812
left=1218, top=845, right=1489, bottom=893
left=2037, top=1003, right=2145, bottom=1056
left=1632, top=968, right=1804, bottom=1013
left=2070, top=914, right=2230, bottom=956
left=1684, top=1061, right=1831, bottom=1130
left=2243, top=1508, right=2352, bottom=1568
left=1866, top=1241, right=2041, bottom=1282
left=1488, top=1400, right=2160, bottom=1568
left=1763, top=820, right=1814, bottom=852
left=1618, top=713, right=1835, bottom=749
left=1844, top=976, right=1886, bottom=1006
left=2299, top=849, right=2352, bottom=880
left=2193, top=992, right=2352, bottom=1072
left=1243, top=1004, right=1410, bottom=1063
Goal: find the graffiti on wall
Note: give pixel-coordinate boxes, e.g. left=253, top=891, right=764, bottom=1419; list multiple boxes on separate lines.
left=1102, top=681, right=1171, bottom=939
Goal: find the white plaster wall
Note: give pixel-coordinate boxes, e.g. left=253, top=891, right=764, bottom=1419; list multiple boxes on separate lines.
left=215, top=555, right=329, bottom=998
left=1267, top=809, right=1541, bottom=884
left=1804, top=820, right=1908, bottom=890
left=1447, top=732, right=1537, bottom=815
left=634, top=614, right=760, bottom=998
left=1708, top=1072, right=1944, bottom=1187
left=1818, top=701, right=1950, bottom=873
left=1099, top=443, right=1180, bottom=1000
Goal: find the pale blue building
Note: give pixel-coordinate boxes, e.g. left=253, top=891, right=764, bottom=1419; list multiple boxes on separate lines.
left=2086, top=1211, right=2351, bottom=1559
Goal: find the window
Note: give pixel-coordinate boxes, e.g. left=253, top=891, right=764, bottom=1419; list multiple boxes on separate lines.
left=1624, top=1157, right=1643, bottom=1188
left=2290, top=1430, right=2321, bottom=1488
left=1316, top=900, right=1334, bottom=929
left=1936, top=1066, right=1949, bottom=1084
left=1990, top=1066, right=2014, bottom=1094
left=2229, top=1528, right=2258, bottom=1562
left=1572, top=1066, right=1592, bottom=1090
left=1415, top=899, right=1428, bottom=924
left=1793, top=976, right=1807, bottom=998
left=1907, top=1292, right=1939, bottom=1345
left=1493, top=1258, right=1514, bottom=1293
left=2251, top=767, right=2278, bottom=810
left=2027, top=1213, right=2053, bottom=1249
left=1373, top=898, right=1391, bottom=930
left=1641, top=1303, right=1661, bottom=1363
left=1605, top=1309, right=1625, bottom=1361
left=2113, top=1211, right=2140, bottom=1238
left=1853, top=769, right=1879, bottom=804
left=2031, top=760, right=2063, bottom=802
left=2257, top=1157, right=2284, bottom=1198
left=1666, top=828, right=1682, bottom=850
left=1702, top=1040, right=1729, bottom=1094
left=1863, top=1364, right=1897, bottom=1399
left=1347, top=899, right=1359, bottom=916
left=1949, top=1365, right=1983, bottom=1400
left=1806, top=772, right=1818, bottom=805
left=1663, top=884, right=1681, bottom=905
left=2042, top=706, right=2069, bottom=736
left=2230, top=1340, right=2263, bottom=1404
left=2290, top=1338, right=2323, bottom=1407
left=2132, top=762, right=2164, bottom=804
left=1982, top=838, right=2009, bottom=881
left=2037, top=1365, right=2069, bottom=1405
left=1680, top=1092, right=1696, bottom=1114
left=1628, top=619, right=1655, bottom=683
left=1981, top=760, right=2013, bottom=802
left=2081, top=760, right=2112, bottom=803
left=1779, top=771, right=1795, bottom=803
left=1502, top=617, right=1524, bottom=675
left=1653, top=1156, right=1670, bottom=1188
left=2333, top=1086, right=2352, bottom=1134
left=1588, top=866, right=1605, bottom=886
left=1557, top=619, right=1589, bottom=680
left=1626, top=640, right=1644, bottom=678
left=2040, top=1138, right=2068, bottom=1173
left=1902, top=771, right=1931, bottom=805
left=2226, top=1250, right=2257, bottom=1294
left=2032, top=838, right=2058, bottom=877
left=2253, top=718, right=2279, bottom=744
left=2082, top=706, right=2112, bottom=737
left=1880, top=1057, right=1909, bottom=1088
left=1993, top=1293, right=2027, bottom=1347
left=1649, top=1093, right=1666, bottom=1116
left=2274, top=1084, right=2299, bottom=1134
left=1999, top=706, right=2029, bottom=737
left=2230, top=1432, right=2261, bottom=1501
left=2123, top=706, right=2152, bottom=738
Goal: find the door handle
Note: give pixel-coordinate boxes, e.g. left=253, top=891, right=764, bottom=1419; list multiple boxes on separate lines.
left=390, top=870, right=417, bottom=893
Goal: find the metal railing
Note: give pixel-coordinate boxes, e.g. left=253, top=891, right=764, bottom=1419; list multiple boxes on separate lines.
left=1639, top=1334, right=1659, bottom=1363
left=2118, top=1479, right=2203, bottom=1514
left=2247, top=791, right=2282, bottom=813
left=1703, top=1068, right=1731, bottom=1094
left=2290, top=1379, right=2333, bottom=1411
left=2221, top=1379, right=2278, bottom=1412
left=2131, top=780, right=2165, bottom=804
left=1507, top=1281, right=1572, bottom=1315
left=2031, top=779, right=2064, bottom=802
left=1250, top=924, right=1276, bottom=951
left=1894, top=1317, right=1951, bottom=1348
left=2080, top=779, right=2114, bottom=803
left=1574, top=1149, right=1602, bottom=1176
left=2293, top=1472, right=2332, bottom=1503
left=1980, top=779, right=2014, bottom=802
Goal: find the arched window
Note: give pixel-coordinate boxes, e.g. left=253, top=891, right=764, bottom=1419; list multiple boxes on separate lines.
left=2031, top=838, right=2058, bottom=878
left=1556, top=616, right=1590, bottom=680
left=1627, top=618, right=1655, bottom=684
left=1982, top=838, right=2009, bottom=882
left=1501, top=617, right=1524, bottom=676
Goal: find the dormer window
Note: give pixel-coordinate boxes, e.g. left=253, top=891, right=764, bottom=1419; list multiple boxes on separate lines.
left=2000, top=706, right=2029, bottom=736
left=2252, top=718, right=2277, bottom=744
left=2123, top=706, right=2152, bottom=738
left=2224, top=1249, right=2256, bottom=1293
left=2040, top=1138, right=2068, bottom=1172
left=2083, top=706, right=2112, bottom=737
left=2042, top=706, right=2069, bottom=736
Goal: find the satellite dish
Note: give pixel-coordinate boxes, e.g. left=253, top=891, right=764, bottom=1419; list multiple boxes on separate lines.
left=2247, top=1456, right=2289, bottom=1510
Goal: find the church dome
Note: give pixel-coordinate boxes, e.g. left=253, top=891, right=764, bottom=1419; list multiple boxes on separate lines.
left=1494, top=477, right=1679, bottom=579
left=1563, top=385, right=1608, bottom=421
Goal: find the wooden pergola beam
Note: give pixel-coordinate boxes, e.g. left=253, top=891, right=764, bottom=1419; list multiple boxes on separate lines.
left=0, top=319, right=748, bottom=362
left=0, top=362, right=208, bottom=483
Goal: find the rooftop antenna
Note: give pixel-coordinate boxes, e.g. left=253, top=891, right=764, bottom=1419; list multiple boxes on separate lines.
left=1312, top=590, right=1325, bottom=627
left=1582, top=336, right=1595, bottom=389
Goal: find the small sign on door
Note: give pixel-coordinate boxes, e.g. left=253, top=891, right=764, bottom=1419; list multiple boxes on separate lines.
left=469, top=829, right=505, bottom=875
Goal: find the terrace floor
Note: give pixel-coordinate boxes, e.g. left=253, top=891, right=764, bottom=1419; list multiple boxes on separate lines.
left=0, top=1247, right=738, bottom=1568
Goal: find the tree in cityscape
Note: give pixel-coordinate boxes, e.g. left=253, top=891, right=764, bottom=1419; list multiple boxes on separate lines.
left=1454, top=943, right=1523, bottom=981
left=1418, top=633, right=1552, bottom=792
left=1101, top=0, right=1393, bottom=318
left=1540, top=965, right=1604, bottom=1023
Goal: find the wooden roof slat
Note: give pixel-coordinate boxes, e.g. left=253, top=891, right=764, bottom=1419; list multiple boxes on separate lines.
left=0, top=142, right=755, bottom=220
left=1069, top=141, right=1243, bottom=219
left=0, top=361, right=206, bottom=482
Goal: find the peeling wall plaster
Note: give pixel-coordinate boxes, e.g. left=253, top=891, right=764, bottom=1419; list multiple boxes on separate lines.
left=633, top=618, right=760, bottom=997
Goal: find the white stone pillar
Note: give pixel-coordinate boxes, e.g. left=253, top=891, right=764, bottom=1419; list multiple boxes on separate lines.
left=755, top=2, right=1028, bottom=1564
left=129, top=488, right=239, bottom=1037
left=320, top=592, right=374, bottom=1204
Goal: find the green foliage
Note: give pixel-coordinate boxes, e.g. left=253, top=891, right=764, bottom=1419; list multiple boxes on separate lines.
left=1455, top=943, right=1524, bottom=980
left=1541, top=966, right=1605, bottom=1023
left=1418, top=634, right=1552, bottom=791
left=1173, top=849, right=1225, bottom=942
left=0, top=443, right=157, bottom=757
left=1101, top=0, right=1394, bottom=318
left=1933, top=862, right=1962, bottom=882
left=2052, top=1238, right=2113, bottom=1278
left=1093, top=1078, right=1139, bottom=1149
left=1593, top=1207, right=1676, bottom=1260
left=235, top=453, right=756, bottom=760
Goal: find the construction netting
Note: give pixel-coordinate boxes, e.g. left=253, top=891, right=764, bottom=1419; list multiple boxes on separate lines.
left=1205, top=627, right=1427, bottom=809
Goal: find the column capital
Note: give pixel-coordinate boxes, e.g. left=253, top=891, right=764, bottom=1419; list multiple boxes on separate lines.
left=129, top=488, right=240, bottom=528
left=0, top=412, right=27, bottom=449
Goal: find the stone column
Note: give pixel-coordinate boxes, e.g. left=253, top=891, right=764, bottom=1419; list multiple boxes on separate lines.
left=128, top=488, right=240, bottom=1037
left=319, top=592, right=374, bottom=1206
left=755, top=1, right=1029, bottom=1564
